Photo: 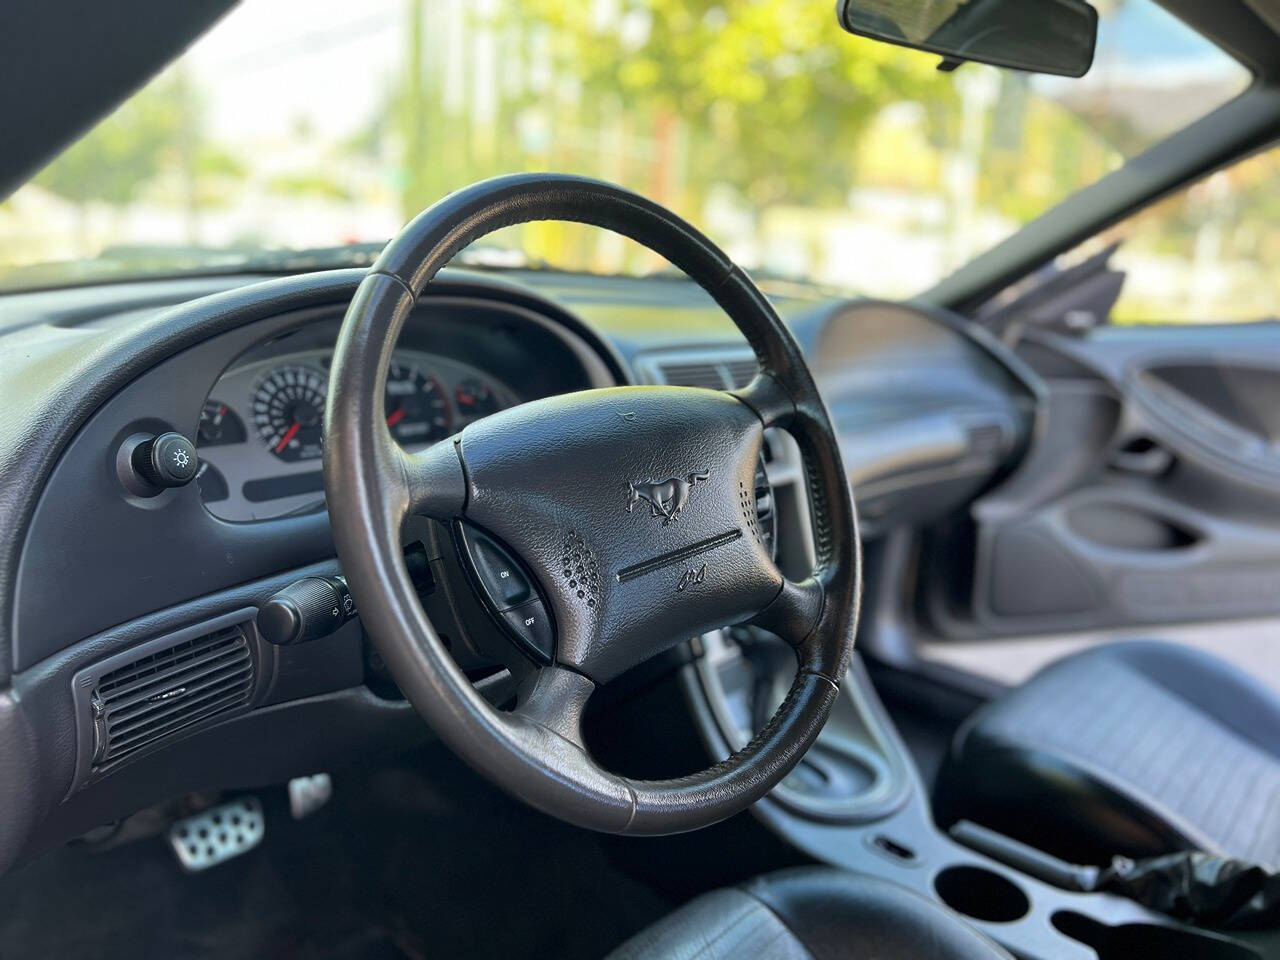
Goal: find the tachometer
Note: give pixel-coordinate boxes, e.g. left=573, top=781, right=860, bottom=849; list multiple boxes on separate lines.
left=385, top=362, right=452, bottom=445
left=253, top=364, right=327, bottom=462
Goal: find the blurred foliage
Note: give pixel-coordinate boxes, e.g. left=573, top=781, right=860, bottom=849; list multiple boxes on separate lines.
left=1, top=0, right=1269, bottom=323
left=1101, top=147, right=1280, bottom=323
left=32, top=75, right=188, bottom=210
left=509, top=0, right=952, bottom=210
left=380, top=0, right=1131, bottom=274
left=34, top=71, right=242, bottom=215
left=266, top=172, right=354, bottom=202
left=382, top=0, right=962, bottom=273
left=374, top=1, right=956, bottom=222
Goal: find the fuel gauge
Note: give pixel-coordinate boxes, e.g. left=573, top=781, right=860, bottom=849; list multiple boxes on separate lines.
left=198, top=399, right=247, bottom=446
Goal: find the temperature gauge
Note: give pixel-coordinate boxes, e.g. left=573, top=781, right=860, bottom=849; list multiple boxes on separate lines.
left=385, top=363, right=452, bottom=445
left=454, top=378, right=501, bottom=419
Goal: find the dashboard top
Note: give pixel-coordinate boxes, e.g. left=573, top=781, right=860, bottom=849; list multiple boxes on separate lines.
left=0, top=267, right=828, bottom=361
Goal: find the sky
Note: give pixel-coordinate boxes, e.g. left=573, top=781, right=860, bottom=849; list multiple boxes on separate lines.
left=191, top=0, right=405, bottom=141
left=182, top=0, right=1248, bottom=148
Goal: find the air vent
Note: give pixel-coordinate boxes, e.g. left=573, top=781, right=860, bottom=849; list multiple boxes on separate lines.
left=724, top=358, right=759, bottom=389
left=650, top=353, right=760, bottom=391
left=657, top=361, right=728, bottom=389
left=966, top=423, right=1006, bottom=457
left=88, top=624, right=254, bottom=770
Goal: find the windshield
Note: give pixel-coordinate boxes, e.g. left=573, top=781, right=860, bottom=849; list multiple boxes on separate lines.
left=0, top=0, right=1249, bottom=296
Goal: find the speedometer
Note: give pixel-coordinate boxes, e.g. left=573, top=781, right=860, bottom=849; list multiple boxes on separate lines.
left=253, top=364, right=327, bottom=462
left=385, top=362, right=452, bottom=445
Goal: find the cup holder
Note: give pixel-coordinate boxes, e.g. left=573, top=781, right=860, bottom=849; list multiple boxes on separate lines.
left=934, top=865, right=1029, bottom=923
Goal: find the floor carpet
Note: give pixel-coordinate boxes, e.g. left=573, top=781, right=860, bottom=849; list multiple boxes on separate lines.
left=0, top=742, right=674, bottom=960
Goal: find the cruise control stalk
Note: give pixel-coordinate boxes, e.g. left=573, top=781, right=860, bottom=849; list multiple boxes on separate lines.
left=257, top=545, right=432, bottom=646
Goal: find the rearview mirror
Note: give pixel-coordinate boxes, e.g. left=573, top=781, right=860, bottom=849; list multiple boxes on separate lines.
left=836, top=0, right=1098, bottom=78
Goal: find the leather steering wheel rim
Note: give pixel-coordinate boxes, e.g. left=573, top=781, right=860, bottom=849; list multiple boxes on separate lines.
left=324, top=174, right=860, bottom=835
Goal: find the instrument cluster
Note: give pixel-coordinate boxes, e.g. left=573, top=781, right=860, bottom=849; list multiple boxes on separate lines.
left=196, top=348, right=518, bottom=521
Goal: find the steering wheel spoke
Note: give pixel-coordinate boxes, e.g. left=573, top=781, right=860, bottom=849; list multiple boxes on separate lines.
left=733, top=371, right=795, bottom=429
left=397, top=438, right=468, bottom=521
left=510, top=664, right=596, bottom=749
left=750, top=575, right=824, bottom=649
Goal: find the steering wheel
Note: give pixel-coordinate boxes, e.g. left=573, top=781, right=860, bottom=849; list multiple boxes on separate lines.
left=324, top=174, right=860, bottom=835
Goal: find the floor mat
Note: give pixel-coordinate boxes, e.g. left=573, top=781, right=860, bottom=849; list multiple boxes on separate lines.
left=0, top=743, right=672, bottom=960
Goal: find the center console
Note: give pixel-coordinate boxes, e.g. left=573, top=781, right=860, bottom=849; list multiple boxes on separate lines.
left=673, top=389, right=1275, bottom=960
left=684, top=640, right=1275, bottom=959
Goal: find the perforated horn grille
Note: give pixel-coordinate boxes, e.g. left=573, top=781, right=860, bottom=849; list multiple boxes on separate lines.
left=741, top=457, right=775, bottom=557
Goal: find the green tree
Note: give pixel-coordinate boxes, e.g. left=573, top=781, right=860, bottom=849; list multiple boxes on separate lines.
left=512, top=0, right=953, bottom=210
left=381, top=0, right=955, bottom=221
left=34, top=74, right=187, bottom=219
left=32, top=69, right=242, bottom=249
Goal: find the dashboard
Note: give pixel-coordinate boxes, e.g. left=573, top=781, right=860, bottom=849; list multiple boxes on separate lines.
left=198, top=348, right=519, bottom=521
left=0, top=265, right=1039, bottom=873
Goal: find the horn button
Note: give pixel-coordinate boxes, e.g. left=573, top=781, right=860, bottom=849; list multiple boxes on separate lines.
left=456, top=386, right=782, bottom=683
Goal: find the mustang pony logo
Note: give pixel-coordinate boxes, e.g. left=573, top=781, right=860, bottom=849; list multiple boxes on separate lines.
left=627, top=471, right=711, bottom=525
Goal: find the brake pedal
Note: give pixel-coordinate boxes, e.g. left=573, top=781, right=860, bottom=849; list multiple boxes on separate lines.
left=167, top=796, right=264, bottom=871
left=288, top=773, right=332, bottom=819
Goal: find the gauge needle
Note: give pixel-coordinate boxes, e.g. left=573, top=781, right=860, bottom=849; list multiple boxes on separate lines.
left=386, top=409, right=406, bottom=428
left=276, top=422, right=300, bottom=453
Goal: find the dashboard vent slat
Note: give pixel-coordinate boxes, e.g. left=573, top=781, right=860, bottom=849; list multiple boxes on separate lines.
left=657, top=362, right=729, bottom=390
left=90, top=625, right=254, bottom=769
left=650, top=354, right=759, bottom=391
left=106, top=660, right=252, bottom=736
left=724, top=358, right=759, bottom=389
left=105, top=685, right=253, bottom=756
left=101, top=646, right=250, bottom=717
left=966, top=423, right=1006, bottom=456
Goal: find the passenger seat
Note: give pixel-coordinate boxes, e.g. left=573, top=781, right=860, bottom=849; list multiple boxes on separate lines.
left=936, top=641, right=1280, bottom=869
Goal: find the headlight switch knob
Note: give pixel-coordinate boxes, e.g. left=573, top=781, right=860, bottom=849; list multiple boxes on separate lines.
left=124, top=431, right=200, bottom=493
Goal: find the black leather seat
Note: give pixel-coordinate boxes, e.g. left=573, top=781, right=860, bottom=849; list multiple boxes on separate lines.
left=606, top=867, right=1008, bottom=959
left=939, top=641, right=1280, bottom=868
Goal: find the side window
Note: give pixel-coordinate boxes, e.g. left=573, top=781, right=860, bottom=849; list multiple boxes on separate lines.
left=1080, top=146, right=1279, bottom=325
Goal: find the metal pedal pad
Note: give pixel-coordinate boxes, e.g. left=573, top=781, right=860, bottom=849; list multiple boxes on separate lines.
left=288, top=773, right=332, bottom=819
left=167, top=796, right=264, bottom=871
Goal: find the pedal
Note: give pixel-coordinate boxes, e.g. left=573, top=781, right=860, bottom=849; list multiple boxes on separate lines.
left=288, top=773, right=332, bottom=819
left=167, top=796, right=264, bottom=871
